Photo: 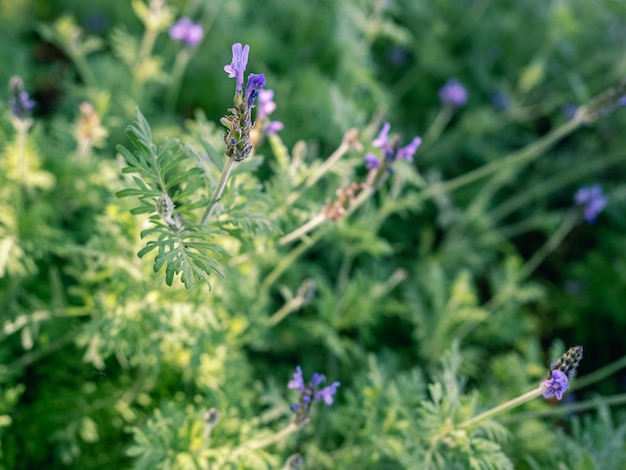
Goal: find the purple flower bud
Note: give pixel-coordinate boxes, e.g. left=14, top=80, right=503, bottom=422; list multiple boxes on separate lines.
left=542, top=370, right=570, bottom=400
left=574, top=184, right=607, bottom=223
left=439, top=78, right=468, bottom=108
left=364, top=153, right=381, bottom=170
left=245, top=73, right=266, bottom=105
left=169, top=18, right=204, bottom=47
left=288, top=366, right=305, bottom=393
left=396, top=136, right=422, bottom=162
left=224, top=43, right=250, bottom=95
left=372, top=122, right=391, bottom=152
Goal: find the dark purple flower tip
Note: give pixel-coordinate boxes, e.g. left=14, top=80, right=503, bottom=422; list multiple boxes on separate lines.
left=372, top=122, right=391, bottom=149
left=257, top=89, right=277, bottom=120
left=542, top=370, right=570, bottom=400
left=224, top=43, right=250, bottom=95
left=315, top=381, right=341, bottom=405
left=310, top=373, right=326, bottom=387
left=288, top=366, right=305, bottom=393
left=439, top=78, right=468, bottom=108
left=396, top=136, right=422, bottom=162
left=574, top=184, right=607, bottom=223
left=364, top=152, right=381, bottom=170
left=169, top=18, right=204, bottom=46
left=264, top=121, right=284, bottom=135
left=290, top=403, right=301, bottom=412
left=245, top=73, right=266, bottom=104
left=618, top=95, right=626, bottom=107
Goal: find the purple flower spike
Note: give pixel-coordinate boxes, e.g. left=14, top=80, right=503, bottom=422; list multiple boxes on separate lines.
left=542, top=370, right=570, bottom=400
left=396, top=136, right=422, bottom=162
left=574, top=184, right=607, bottom=223
left=245, top=73, right=266, bottom=104
left=315, top=381, right=341, bottom=405
left=169, top=18, right=204, bottom=46
left=224, top=43, right=250, bottom=95
left=439, top=78, right=468, bottom=108
left=364, top=153, right=381, bottom=170
left=8, top=76, right=35, bottom=121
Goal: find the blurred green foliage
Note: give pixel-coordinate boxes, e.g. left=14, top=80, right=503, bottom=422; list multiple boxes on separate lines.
left=1, top=0, right=626, bottom=468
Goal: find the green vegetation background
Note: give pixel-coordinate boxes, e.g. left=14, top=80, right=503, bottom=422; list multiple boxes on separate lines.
left=1, top=0, right=626, bottom=468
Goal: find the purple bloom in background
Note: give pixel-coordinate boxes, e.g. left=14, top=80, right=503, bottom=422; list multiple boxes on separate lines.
left=8, top=76, right=35, bottom=121
left=288, top=366, right=340, bottom=425
left=396, top=136, right=422, bottom=162
left=257, top=89, right=277, bottom=120
left=265, top=121, right=284, bottom=135
left=439, top=78, right=468, bottom=108
left=224, top=43, right=250, bottom=95
left=574, top=184, right=607, bottom=223
left=542, top=370, right=570, bottom=400
left=364, top=153, right=381, bottom=170
left=169, top=18, right=204, bottom=47
left=490, top=90, right=509, bottom=112
left=617, top=95, right=626, bottom=107
left=561, top=104, right=578, bottom=120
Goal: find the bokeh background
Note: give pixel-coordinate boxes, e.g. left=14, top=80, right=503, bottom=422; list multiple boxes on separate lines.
left=1, top=0, right=626, bottom=468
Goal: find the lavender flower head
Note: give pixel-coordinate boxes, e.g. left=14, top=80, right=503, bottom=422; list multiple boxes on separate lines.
left=8, top=76, right=35, bottom=122
left=224, top=43, right=250, bottom=96
left=542, top=370, right=570, bottom=400
left=364, top=153, right=381, bottom=170
left=574, top=184, right=607, bottom=223
left=288, top=366, right=340, bottom=426
left=542, top=345, right=583, bottom=401
left=439, top=78, right=468, bottom=108
left=169, top=18, right=203, bottom=47
left=366, top=122, right=422, bottom=171
left=372, top=122, right=392, bottom=154
left=221, top=43, right=267, bottom=161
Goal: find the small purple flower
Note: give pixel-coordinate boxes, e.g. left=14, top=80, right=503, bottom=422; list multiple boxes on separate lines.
left=8, top=76, right=35, bottom=121
left=169, top=18, right=204, bottom=47
left=364, top=153, right=381, bottom=170
left=315, top=381, right=341, bottom=405
left=265, top=121, right=284, bottom=135
left=288, top=366, right=340, bottom=426
left=617, top=95, right=626, bottom=107
left=542, top=370, right=570, bottom=400
left=396, top=136, right=422, bottom=162
left=257, top=89, right=277, bottom=120
left=288, top=366, right=305, bottom=393
left=372, top=122, right=391, bottom=151
left=439, top=78, right=468, bottom=108
left=574, top=184, right=607, bottom=223
left=224, top=43, right=250, bottom=95
left=245, top=73, right=266, bottom=106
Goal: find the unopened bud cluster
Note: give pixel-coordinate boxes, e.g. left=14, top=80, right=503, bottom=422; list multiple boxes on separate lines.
left=322, top=183, right=367, bottom=221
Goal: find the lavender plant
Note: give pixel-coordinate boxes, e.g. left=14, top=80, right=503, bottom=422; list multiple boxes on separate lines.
left=3, top=1, right=626, bottom=469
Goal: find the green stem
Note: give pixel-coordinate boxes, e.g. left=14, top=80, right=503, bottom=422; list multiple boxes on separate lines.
left=571, top=353, right=626, bottom=392
left=459, top=387, right=543, bottom=429
left=202, top=157, right=237, bottom=224
left=417, top=116, right=581, bottom=203
left=419, top=106, right=453, bottom=154
left=231, top=423, right=299, bottom=459
left=504, top=392, right=626, bottom=423
left=278, top=214, right=325, bottom=245
left=166, top=48, right=191, bottom=111
left=286, top=130, right=355, bottom=205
